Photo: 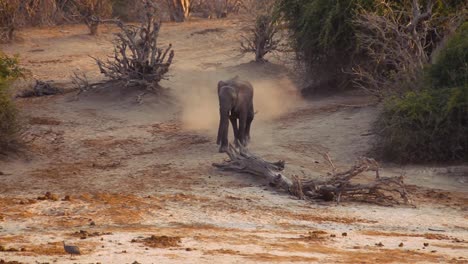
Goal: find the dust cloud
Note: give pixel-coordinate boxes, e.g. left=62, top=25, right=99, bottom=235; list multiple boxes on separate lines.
left=175, top=75, right=302, bottom=135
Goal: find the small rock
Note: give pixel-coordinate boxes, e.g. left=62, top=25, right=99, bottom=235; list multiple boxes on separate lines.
left=330, top=234, right=336, bottom=237
left=145, top=248, right=149, bottom=250
left=90, top=221, right=96, bottom=226
left=62, top=195, right=71, bottom=201
left=342, top=232, right=347, bottom=237
left=0, top=171, right=4, bottom=175
left=399, top=242, right=404, bottom=247
left=186, top=248, right=193, bottom=251
left=122, top=250, right=127, bottom=253
left=101, top=245, right=105, bottom=248
left=375, top=242, right=384, bottom=247
left=424, top=242, right=429, bottom=247
left=431, top=250, right=437, bottom=253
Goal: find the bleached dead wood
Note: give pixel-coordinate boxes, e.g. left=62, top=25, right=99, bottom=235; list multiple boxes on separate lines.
left=213, top=143, right=410, bottom=206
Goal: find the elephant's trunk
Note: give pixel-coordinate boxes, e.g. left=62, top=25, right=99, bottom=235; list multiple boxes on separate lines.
left=217, top=108, right=229, bottom=145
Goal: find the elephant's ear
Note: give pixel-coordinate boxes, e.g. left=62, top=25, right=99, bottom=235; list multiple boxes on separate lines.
left=217, top=81, right=226, bottom=93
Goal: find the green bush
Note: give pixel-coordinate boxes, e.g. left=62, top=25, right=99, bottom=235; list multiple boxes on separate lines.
left=377, top=86, right=467, bottom=162
left=0, top=52, right=23, bottom=152
left=376, top=23, right=468, bottom=163
left=428, top=22, right=468, bottom=88
left=275, top=0, right=376, bottom=90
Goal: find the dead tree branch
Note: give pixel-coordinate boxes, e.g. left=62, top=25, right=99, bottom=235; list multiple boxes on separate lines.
left=93, top=0, right=174, bottom=91
left=213, top=144, right=410, bottom=206
left=351, top=0, right=436, bottom=99
left=239, top=2, right=280, bottom=62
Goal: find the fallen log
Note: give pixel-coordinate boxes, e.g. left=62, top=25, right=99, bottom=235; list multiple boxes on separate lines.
left=17, top=80, right=62, bottom=98
left=213, top=143, right=410, bottom=206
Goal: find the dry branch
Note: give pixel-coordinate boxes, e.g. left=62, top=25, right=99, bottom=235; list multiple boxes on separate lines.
left=93, top=0, right=174, bottom=91
left=351, top=0, right=436, bottom=99
left=213, top=144, right=410, bottom=206
left=17, top=80, right=62, bottom=98
left=239, top=2, right=280, bottom=62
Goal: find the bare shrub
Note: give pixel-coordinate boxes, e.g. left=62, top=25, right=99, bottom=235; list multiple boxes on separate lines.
left=191, top=0, right=242, bottom=19
left=239, top=1, right=280, bottom=62
left=0, top=0, right=20, bottom=42
left=93, top=0, right=174, bottom=91
left=75, top=0, right=113, bottom=35
left=351, top=0, right=437, bottom=99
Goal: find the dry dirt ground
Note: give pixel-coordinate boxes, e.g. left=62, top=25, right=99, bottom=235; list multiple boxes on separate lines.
left=0, top=19, right=467, bottom=264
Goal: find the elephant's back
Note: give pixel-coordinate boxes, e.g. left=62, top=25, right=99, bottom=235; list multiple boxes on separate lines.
left=230, top=79, right=253, bottom=98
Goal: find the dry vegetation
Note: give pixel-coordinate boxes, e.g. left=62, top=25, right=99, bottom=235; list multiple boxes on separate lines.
left=0, top=0, right=466, bottom=263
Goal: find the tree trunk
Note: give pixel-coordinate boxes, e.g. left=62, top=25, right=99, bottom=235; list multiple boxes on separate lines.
left=167, top=0, right=190, bottom=22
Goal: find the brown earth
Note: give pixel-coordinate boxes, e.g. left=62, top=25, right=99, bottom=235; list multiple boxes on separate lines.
left=0, top=19, right=467, bottom=263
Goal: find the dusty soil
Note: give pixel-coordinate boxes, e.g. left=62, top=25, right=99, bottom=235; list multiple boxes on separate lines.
left=1, top=19, right=467, bottom=264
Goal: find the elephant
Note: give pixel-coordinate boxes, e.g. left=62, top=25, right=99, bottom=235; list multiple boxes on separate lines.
left=216, top=76, right=254, bottom=153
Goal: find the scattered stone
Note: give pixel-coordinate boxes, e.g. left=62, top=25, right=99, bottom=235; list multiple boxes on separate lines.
left=37, top=192, right=59, bottom=201
left=424, top=243, right=429, bottom=247
left=134, top=235, right=181, bottom=248
left=62, top=195, right=71, bottom=201
left=0, top=259, right=25, bottom=264
left=300, top=231, right=328, bottom=241
left=90, top=221, right=96, bottom=226
left=431, top=250, right=437, bottom=253
left=375, top=242, right=384, bottom=247
left=121, top=250, right=127, bottom=253
left=399, top=242, right=404, bottom=247
left=186, top=248, right=193, bottom=251
left=330, top=234, right=336, bottom=237
left=0, top=246, right=19, bottom=252
left=73, top=230, right=112, bottom=239
left=342, top=232, right=347, bottom=237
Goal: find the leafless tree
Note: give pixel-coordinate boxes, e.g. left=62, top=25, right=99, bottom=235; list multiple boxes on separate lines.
left=239, top=0, right=280, bottom=62
left=0, top=0, right=20, bottom=42
left=75, top=0, right=113, bottom=35
left=93, top=0, right=174, bottom=91
left=351, top=0, right=437, bottom=99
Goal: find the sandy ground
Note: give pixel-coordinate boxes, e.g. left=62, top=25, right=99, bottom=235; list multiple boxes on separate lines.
left=0, top=19, right=467, bottom=264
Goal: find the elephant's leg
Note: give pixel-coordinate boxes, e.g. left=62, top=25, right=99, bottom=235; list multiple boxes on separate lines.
left=238, top=111, right=248, bottom=146
left=245, top=105, right=254, bottom=144
left=217, top=108, right=230, bottom=153
left=229, top=114, right=240, bottom=147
